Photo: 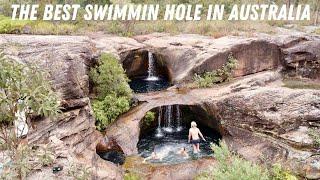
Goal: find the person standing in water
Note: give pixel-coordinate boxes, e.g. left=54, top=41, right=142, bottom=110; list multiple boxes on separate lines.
left=188, top=121, right=206, bottom=153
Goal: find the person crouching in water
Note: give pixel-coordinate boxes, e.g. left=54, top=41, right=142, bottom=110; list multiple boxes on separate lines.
left=188, top=121, right=206, bottom=153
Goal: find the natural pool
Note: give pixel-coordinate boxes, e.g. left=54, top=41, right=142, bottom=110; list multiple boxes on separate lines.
left=138, top=105, right=221, bottom=165
left=129, top=76, right=170, bottom=93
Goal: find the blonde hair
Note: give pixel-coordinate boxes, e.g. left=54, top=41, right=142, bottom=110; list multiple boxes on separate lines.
left=191, top=121, right=197, bottom=128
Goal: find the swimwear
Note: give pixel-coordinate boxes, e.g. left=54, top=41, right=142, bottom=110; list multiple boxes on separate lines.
left=190, top=139, right=201, bottom=144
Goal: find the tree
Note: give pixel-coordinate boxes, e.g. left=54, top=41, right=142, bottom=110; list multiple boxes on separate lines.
left=90, top=53, right=132, bottom=130
left=0, top=53, right=61, bottom=179
left=0, top=53, right=61, bottom=150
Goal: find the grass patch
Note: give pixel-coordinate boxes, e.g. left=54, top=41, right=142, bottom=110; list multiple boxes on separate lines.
left=193, top=53, right=238, bottom=88
left=308, top=128, right=320, bottom=147
left=315, top=28, right=320, bottom=35
left=124, top=172, right=141, bottom=180
left=0, top=15, right=279, bottom=37
left=283, top=78, right=320, bottom=90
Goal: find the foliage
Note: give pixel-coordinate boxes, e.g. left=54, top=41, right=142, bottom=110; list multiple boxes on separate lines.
left=90, top=53, right=132, bottom=100
left=196, top=141, right=269, bottom=180
left=0, top=15, right=31, bottom=34
left=0, top=53, right=60, bottom=178
left=308, top=128, right=320, bottom=147
left=68, top=163, right=92, bottom=180
left=194, top=53, right=238, bottom=88
left=0, top=145, right=55, bottom=179
left=92, top=94, right=130, bottom=131
left=124, top=171, right=141, bottom=180
left=0, top=53, right=60, bottom=139
left=270, top=163, right=298, bottom=180
left=90, top=53, right=132, bottom=130
left=0, top=0, right=319, bottom=36
left=37, top=145, right=54, bottom=167
left=143, top=111, right=155, bottom=126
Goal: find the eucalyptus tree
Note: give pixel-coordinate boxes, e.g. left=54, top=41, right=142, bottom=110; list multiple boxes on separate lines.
left=0, top=53, right=61, bottom=151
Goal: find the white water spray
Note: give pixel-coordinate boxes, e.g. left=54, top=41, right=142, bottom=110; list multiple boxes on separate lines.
left=163, top=105, right=174, bottom=133
left=155, top=106, right=164, bottom=138
left=154, top=105, right=184, bottom=137
left=146, top=51, right=159, bottom=81
left=176, top=105, right=183, bottom=132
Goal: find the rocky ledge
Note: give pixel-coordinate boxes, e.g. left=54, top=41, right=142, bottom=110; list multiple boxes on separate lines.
left=0, top=32, right=319, bottom=179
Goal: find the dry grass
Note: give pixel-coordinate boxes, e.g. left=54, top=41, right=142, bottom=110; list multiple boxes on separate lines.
left=283, top=78, right=320, bottom=90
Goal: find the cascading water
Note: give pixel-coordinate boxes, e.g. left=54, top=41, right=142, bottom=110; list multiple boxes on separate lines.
left=139, top=105, right=221, bottom=164
left=176, top=105, right=183, bottom=132
left=145, top=52, right=159, bottom=81
left=154, top=105, right=183, bottom=136
left=155, top=107, right=164, bottom=138
left=163, top=105, right=174, bottom=133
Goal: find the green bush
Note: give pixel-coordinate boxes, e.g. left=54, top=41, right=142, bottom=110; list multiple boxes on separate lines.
left=92, top=94, right=130, bottom=131
left=0, top=53, right=61, bottom=124
left=194, top=53, right=238, bottom=88
left=0, top=15, right=31, bottom=34
left=270, top=163, right=298, bottom=180
left=196, top=141, right=269, bottom=180
left=90, top=53, right=132, bottom=100
left=90, top=53, right=132, bottom=130
left=124, top=172, right=140, bottom=180
left=143, top=111, right=155, bottom=126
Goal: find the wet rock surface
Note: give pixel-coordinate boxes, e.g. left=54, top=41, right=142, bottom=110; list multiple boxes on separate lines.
left=124, top=156, right=216, bottom=180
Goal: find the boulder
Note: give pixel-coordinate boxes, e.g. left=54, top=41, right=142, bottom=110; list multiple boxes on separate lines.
left=0, top=34, right=95, bottom=102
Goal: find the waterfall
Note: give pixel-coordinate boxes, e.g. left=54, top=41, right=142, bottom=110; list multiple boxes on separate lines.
left=146, top=52, right=159, bottom=81
left=154, top=105, right=183, bottom=137
left=155, top=107, right=164, bottom=138
left=163, top=105, right=173, bottom=133
left=176, top=105, right=183, bottom=132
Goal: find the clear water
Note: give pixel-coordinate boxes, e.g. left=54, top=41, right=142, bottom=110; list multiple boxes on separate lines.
left=138, top=126, right=220, bottom=165
left=129, top=76, right=170, bottom=93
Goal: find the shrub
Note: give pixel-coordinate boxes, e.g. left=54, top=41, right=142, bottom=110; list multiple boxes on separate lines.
left=90, top=53, right=132, bottom=100
left=0, top=53, right=61, bottom=143
left=90, top=53, right=132, bottom=130
left=0, top=53, right=60, bottom=178
left=0, top=15, right=31, bottom=34
left=270, top=163, right=298, bottom=180
left=0, top=145, right=56, bottom=179
left=196, top=141, right=269, bottom=180
left=143, top=111, right=155, bottom=126
left=194, top=53, right=238, bottom=88
left=92, top=94, right=130, bottom=131
left=124, top=171, right=141, bottom=180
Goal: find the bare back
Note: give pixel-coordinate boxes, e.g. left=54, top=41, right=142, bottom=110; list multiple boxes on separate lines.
left=189, top=127, right=200, bottom=140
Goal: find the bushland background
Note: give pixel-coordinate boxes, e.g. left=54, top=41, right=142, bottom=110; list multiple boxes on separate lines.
left=0, top=0, right=319, bottom=37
